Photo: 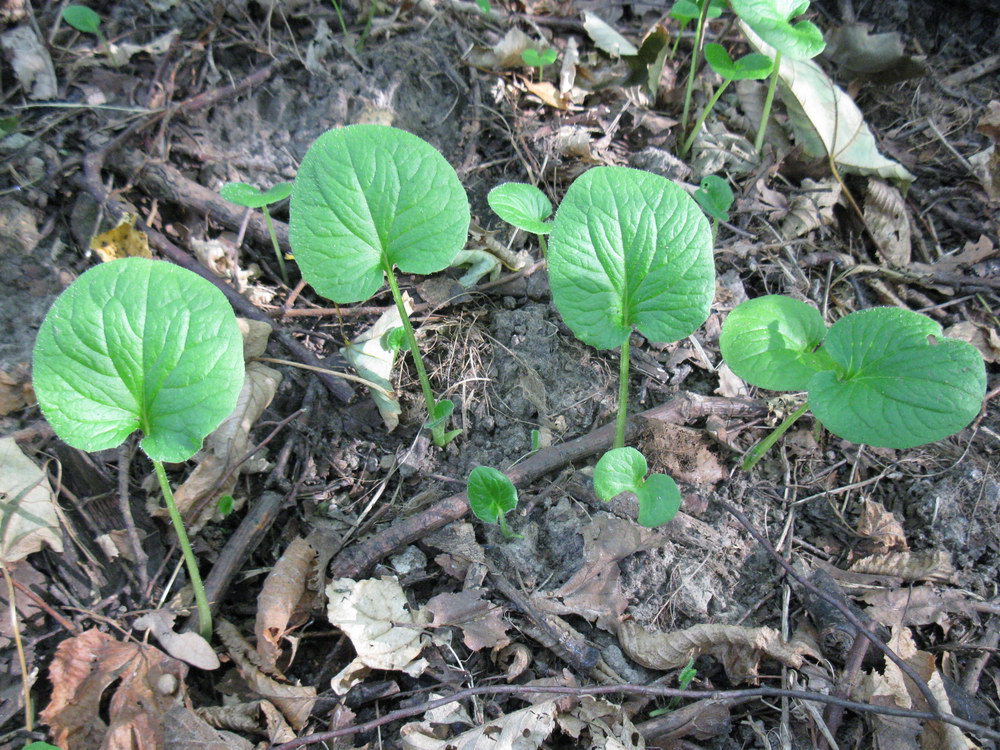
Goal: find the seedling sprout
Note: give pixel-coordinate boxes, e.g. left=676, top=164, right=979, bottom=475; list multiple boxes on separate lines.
left=219, top=181, right=293, bottom=285
left=521, top=47, right=558, bottom=79
left=62, top=5, right=104, bottom=44
left=467, top=466, right=520, bottom=539
left=487, top=181, right=552, bottom=256
left=693, top=174, right=735, bottom=241
left=678, top=0, right=726, bottom=135
left=594, top=448, right=681, bottom=528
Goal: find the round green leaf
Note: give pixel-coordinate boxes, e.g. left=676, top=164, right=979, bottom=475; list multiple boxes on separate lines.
left=729, top=0, right=826, bottom=59
left=670, top=0, right=723, bottom=23
left=33, top=258, right=245, bottom=463
left=467, top=466, right=518, bottom=524
left=594, top=447, right=647, bottom=501
left=808, top=307, right=986, bottom=449
left=220, top=182, right=292, bottom=208
left=703, top=43, right=774, bottom=80
left=424, top=398, right=455, bottom=430
left=720, top=295, right=830, bottom=391
left=522, top=48, right=557, bottom=67
left=289, top=125, right=470, bottom=303
left=693, top=174, right=734, bottom=222
left=635, top=473, right=681, bottom=527
left=548, top=166, right=714, bottom=350
left=62, top=5, right=101, bottom=34
left=488, top=182, right=553, bottom=235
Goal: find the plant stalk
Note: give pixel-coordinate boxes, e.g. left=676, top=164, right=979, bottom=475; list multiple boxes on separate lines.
left=153, top=459, right=212, bottom=640
left=742, top=400, right=809, bottom=470
left=383, top=261, right=446, bottom=445
left=614, top=336, right=631, bottom=450
left=754, top=50, right=781, bottom=154
left=262, top=209, right=289, bottom=286
left=680, top=0, right=713, bottom=135
left=1, top=563, right=32, bottom=731
left=537, top=233, right=548, bottom=258
left=680, top=79, right=730, bottom=156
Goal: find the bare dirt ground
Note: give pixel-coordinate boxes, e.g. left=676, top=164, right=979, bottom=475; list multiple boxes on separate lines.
left=1, top=0, right=998, bottom=748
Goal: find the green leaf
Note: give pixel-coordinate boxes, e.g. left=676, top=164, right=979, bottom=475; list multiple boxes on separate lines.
left=33, top=258, right=245, bottom=463
left=23, top=743, right=63, bottom=750
left=475, top=0, right=492, bottom=13
left=467, top=466, right=518, bottom=525
left=0, top=115, right=19, bottom=135
left=62, top=5, right=101, bottom=35
left=720, top=295, right=830, bottom=391
left=808, top=308, right=986, bottom=449
left=488, top=182, right=553, bottom=235
left=593, top=447, right=647, bottom=501
left=703, top=43, right=774, bottom=80
left=729, top=0, right=825, bottom=59
left=693, top=174, right=734, bottom=222
left=216, top=494, right=235, bottom=517
left=635, top=473, right=681, bottom=527
left=220, top=182, right=292, bottom=208
left=424, top=398, right=455, bottom=430
left=380, top=326, right=406, bottom=352
left=548, top=166, right=714, bottom=350
left=670, top=0, right=724, bottom=24
left=289, top=125, right=470, bottom=303
left=522, top=48, right=557, bottom=67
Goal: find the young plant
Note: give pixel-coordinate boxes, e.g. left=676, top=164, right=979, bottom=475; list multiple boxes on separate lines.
left=669, top=0, right=723, bottom=59
left=521, top=47, right=557, bottom=79
left=720, top=295, right=987, bottom=468
left=548, top=166, right=714, bottom=527
left=219, top=181, right=293, bottom=285
left=62, top=5, right=104, bottom=45
left=594, top=447, right=681, bottom=528
left=289, top=124, right=470, bottom=446
left=679, top=43, right=773, bottom=156
left=729, top=0, right=826, bottom=153
left=678, top=0, right=726, bottom=135
left=467, top=466, right=520, bottom=539
left=487, top=182, right=552, bottom=255
left=33, top=258, right=246, bottom=638
left=693, top=174, right=734, bottom=241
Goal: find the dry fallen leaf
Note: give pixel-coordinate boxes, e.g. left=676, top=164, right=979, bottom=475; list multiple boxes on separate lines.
left=400, top=700, right=558, bottom=750
left=133, top=610, right=220, bottom=671
left=426, top=589, right=510, bottom=652
left=864, top=178, right=911, bottom=267
left=646, top=422, right=728, bottom=488
left=781, top=178, right=841, bottom=239
left=556, top=696, right=644, bottom=749
left=618, top=621, right=817, bottom=683
left=944, top=320, right=1000, bottom=364
left=255, top=536, right=316, bottom=670
left=162, top=706, right=254, bottom=750
left=0, top=437, right=63, bottom=564
left=861, top=586, right=975, bottom=630
left=856, top=498, right=908, bottom=556
left=41, top=628, right=189, bottom=750
left=0, top=363, right=33, bottom=416
left=196, top=700, right=296, bottom=745
left=90, top=213, right=152, bottom=262
left=849, top=550, right=955, bottom=583
left=0, top=24, right=57, bottom=99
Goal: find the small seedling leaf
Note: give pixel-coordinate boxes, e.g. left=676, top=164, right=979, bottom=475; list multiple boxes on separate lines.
left=548, top=166, right=714, bottom=350
left=635, top=473, right=681, bottom=527
left=380, top=326, right=406, bottom=352
left=808, top=308, right=986, bottom=449
left=693, top=174, right=734, bottom=222
left=290, top=125, right=470, bottom=303
left=0, top=115, right=19, bottom=135
left=720, top=295, right=830, bottom=391
left=23, top=743, right=63, bottom=750
left=424, top=399, right=455, bottom=430
left=475, top=0, right=492, bottom=13
left=522, top=48, right=557, bottom=67
left=488, top=182, right=553, bottom=235
left=593, top=447, right=647, bottom=501
left=220, top=181, right=292, bottom=208
left=62, top=5, right=101, bottom=35
left=33, top=258, right=245, bottom=463
left=216, top=495, right=235, bottom=517
left=467, top=466, right=518, bottom=525
left=670, top=0, right=703, bottom=23
left=703, top=43, right=774, bottom=80
left=730, top=0, right=825, bottom=60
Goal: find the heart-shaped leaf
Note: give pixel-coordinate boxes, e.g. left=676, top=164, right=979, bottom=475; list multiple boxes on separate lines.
left=693, top=174, right=735, bottom=222
left=808, top=308, right=986, bottom=449
left=720, top=295, right=831, bottom=391
left=62, top=5, right=101, bottom=34
left=594, top=448, right=681, bottom=528
left=488, top=182, right=553, bottom=235
left=548, top=166, right=714, bottom=350
left=703, top=43, right=774, bottom=80
left=636, top=473, right=682, bottom=527
left=522, top=48, right=557, bottom=67
left=289, top=125, right=470, bottom=303
left=33, top=258, right=245, bottom=463
left=730, top=0, right=825, bottom=59
left=467, top=466, right=518, bottom=524
left=220, top=181, right=293, bottom=208
left=670, top=0, right=724, bottom=24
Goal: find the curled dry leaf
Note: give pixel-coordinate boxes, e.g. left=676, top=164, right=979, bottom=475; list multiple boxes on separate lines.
left=855, top=498, right=908, bottom=556
left=0, top=437, right=63, bottom=564
left=426, top=589, right=510, bottom=652
left=781, top=178, right=841, bottom=239
left=849, top=550, right=956, bottom=583
left=493, top=642, right=532, bottom=682
left=255, top=536, right=317, bottom=670
left=618, top=621, right=817, bottom=683
left=197, top=700, right=295, bottom=744
left=41, top=628, right=189, bottom=750
left=216, top=618, right=316, bottom=730
left=326, top=576, right=427, bottom=671
left=860, top=586, right=976, bottom=630
left=864, top=178, right=911, bottom=267
left=162, top=706, right=254, bottom=750
left=133, top=610, right=220, bottom=670
left=400, top=700, right=558, bottom=750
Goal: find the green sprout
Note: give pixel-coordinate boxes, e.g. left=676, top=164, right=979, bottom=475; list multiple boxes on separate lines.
left=467, top=466, right=521, bottom=539
left=219, top=181, right=293, bottom=286
left=678, top=0, right=725, bottom=136
left=62, top=5, right=104, bottom=45
left=487, top=181, right=552, bottom=256
left=669, top=0, right=723, bottom=60
left=693, top=174, right=735, bottom=241
left=521, top=47, right=558, bottom=79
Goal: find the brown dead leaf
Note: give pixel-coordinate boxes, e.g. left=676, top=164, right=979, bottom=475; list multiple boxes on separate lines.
left=781, top=178, right=841, bottom=239
left=856, top=499, right=908, bottom=556
left=400, top=700, right=558, bottom=750
left=618, top=621, right=817, bottom=683
left=930, top=235, right=997, bottom=273
left=255, top=536, right=316, bottom=670
left=861, top=586, right=975, bottom=630
left=645, top=422, right=728, bottom=488
left=556, top=696, right=642, bottom=749
left=0, top=437, right=63, bottom=563
left=196, top=700, right=296, bottom=744
left=535, top=516, right=659, bottom=631
left=0, top=363, right=33, bottom=415
left=493, top=642, right=532, bottom=682
left=825, top=23, right=927, bottom=82
left=865, top=178, right=911, bottom=267
left=41, top=628, right=189, bottom=750
left=972, top=102, right=1000, bottom=201
left=133, top=610, right=220, bottom=671
left=465, top=27, right=533, bottom=69
left=522, top=80, right=575, bottom=110
left=944, top=320, right=1000, bottom=363
left=426, top=590, right=509, bottom=652
left=715, top=363, right=750, bottom=398
left=162, top=706, right=254, bottom=750
left=849, top=550, right=955, bottom=583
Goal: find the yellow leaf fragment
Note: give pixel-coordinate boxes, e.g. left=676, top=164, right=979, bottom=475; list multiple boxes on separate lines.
left=90, top=213, right=152, bottom=262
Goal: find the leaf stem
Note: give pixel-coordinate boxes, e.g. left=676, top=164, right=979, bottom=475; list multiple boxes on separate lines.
left=754, top=50, right=781, bottom=154
left=383, top=261, right=446, bottom=445
left=680, top=78, right=731, bottom=156
left=153, top=459, right=212, bottom=640
left=262, top=209, right=289, bottom=286
left=537, top=233, right=547, bottom=258
left=680, top=0, right=713, bottom=135
left=614, top=336, right=631, bottom=450
left=741, top=400, right=809, bottom=470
